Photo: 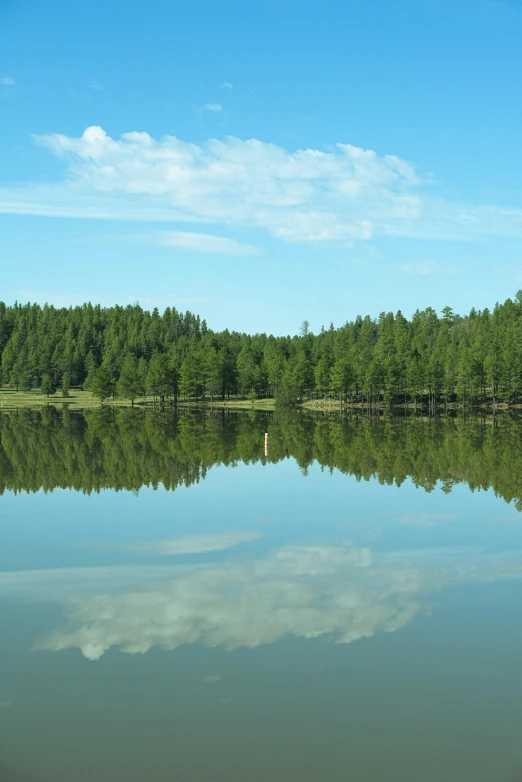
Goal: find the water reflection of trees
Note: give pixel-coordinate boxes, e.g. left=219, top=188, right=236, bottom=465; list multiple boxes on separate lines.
left=1, top=408, right=521, bottom=509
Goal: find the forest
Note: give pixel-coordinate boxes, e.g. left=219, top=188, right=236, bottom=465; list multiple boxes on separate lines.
left=1, top=408, right=522, bottom=510
left=1, top=293, right=522, bottom=407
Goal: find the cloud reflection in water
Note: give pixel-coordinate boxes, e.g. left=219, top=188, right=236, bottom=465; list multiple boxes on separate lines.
left=0, top=537, right=516, bottom=661
left=1, top=529, right=521, bottom=661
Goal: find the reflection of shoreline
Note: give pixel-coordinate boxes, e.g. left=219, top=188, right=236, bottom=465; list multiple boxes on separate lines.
left=2, top=409, right=522, bottom=514
left=1, top=538, right=520, bottom=661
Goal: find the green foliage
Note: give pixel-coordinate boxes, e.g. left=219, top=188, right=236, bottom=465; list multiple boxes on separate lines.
left=40, top=373, right=56, bottom=397
left=90, top=364, right=115, bottom=402
left=19, top=369, right=33, bottom=392
left=179, top=353, right=199, bottom=400
left=117, top=355, right=141, bottom=404
left=2, top=409, right=522, bottom=516
left=61, top=372, right=70, bottom=398
left=275, top=371, right=299, bottom=408
left=2, top=293, right=522, bottom=407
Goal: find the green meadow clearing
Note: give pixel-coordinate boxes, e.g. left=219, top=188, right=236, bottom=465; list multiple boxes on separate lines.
left=0, top=388, right=278, bottom=411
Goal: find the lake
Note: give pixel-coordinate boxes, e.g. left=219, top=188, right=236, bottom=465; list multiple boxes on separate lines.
left=1, top=408, right=522, bottom=781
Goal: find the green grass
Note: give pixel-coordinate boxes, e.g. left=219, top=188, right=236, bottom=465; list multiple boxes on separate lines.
left=0, top=388, right=130, bottom=410
left=0, top=388, right=277, bottom=411
left=180, top=397, right=276, bottom=410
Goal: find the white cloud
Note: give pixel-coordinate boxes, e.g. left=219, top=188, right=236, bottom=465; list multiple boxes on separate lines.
left=0, top=126, right=421, bottom=243
left=115, top=530, right=263, bottom=556
left=219, top=82, right=233, bottom=90
left=397, top=513, right=458, bottom=527
left=398, top=260, right=461, bottom=276
left=88, top=79, right=102, bottom=90
left=0, top=564, right=172, bottom=599
left=156, top=231, right=262, bottom=255
left=205, top=103, right=222, bottom=112
left=1, top=126, right=522, bottom=245
left=0, top=75, right=15, bottom=86
left=78, top=227, right=261, bottom=256
left=0, top=538, right=519, bottom=661
left=30, top=541, right=425, bottom=660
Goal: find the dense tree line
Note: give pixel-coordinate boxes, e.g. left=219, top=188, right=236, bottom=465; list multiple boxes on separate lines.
left=1, top=407, right=522, bottom=511
left=2, top=293, right=522, bottom=406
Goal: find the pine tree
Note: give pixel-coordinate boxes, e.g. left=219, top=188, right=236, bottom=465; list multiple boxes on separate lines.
left=137, top=357, right=148, bottom=401
left=275, top=369, right=299, bottom=408
left=3, top=293, right=522, bottom=410
left=90, top=364, right=114, bottom=403
left=236, top=343, right=256, bottom=396
left=117, top=355, right=140, bottom=405
left=179, top=354, right=198, bottom=401
left=61, top=372, right=70, bottom=398
left=40, top=373, right=55, bottom=397
left=146, top=352, right=171, bottom=402
left=203, top=348, right=220, bottom=402
left=330, top=358, right=352, bottom=406
left=19, top=369, right=33, bottom=392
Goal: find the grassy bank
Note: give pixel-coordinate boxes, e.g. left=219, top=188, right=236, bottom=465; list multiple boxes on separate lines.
left=3, top=389, right=513, bottom=414
left=0, top=388, right=277, bottom=411
left=0, top=389, right=133, bottom=410
left=178, top=398, right=276, bottom=411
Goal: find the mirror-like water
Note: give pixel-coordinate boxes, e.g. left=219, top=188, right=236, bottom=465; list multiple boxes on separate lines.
left=1, top=409, right=522, bottom=781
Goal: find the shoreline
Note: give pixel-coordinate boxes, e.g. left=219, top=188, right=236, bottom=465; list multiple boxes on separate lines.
left=1, top=388, right=520, bottom=414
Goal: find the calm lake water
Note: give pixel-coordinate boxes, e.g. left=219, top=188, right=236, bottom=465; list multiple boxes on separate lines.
left=1, top=408, right=522, bottom=781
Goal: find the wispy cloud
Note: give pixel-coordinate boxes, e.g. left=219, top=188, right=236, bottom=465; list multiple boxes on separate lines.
left=0, top=75, right=15, bottom=86
left=88, top=79, right=102, bottom=90
left=205, top=103, right=222, bottom=112
left=397, top=513, right=458, bottom=527
left=398, top=260, right=461, bottom=276
left=103, top=531, right=262, bottom=556
left=219, top=82, right=233, bottom=90
left=155, top=231, right=262, bottom=256
left=97, top=229, right=262, bottom=256
left=1, top=126, right=522, bottom=246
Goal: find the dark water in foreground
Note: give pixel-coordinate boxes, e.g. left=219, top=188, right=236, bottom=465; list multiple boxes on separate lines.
left=1, top=408, right=522, bottom=782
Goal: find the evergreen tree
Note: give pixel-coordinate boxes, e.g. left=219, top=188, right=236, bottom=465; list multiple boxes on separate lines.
left=40, top=373, right=55, bottom=397
left=61, top=372, right=70, bottom=398
left=204, top=348, right=221, bottom=402
left=19, top=369, right=33, bottom=392
left=117, top=355, right=140, bottom=405
left=179, top=354, right=199, bottom=400
left=90, top=364, right=114, bottom=402
left=137, top=357, right=148, bottom=401
left=1, top=292, right=522, bottom=409
left=275, top=370, right=299, bottom=408
left=146, top=352, right=171, bottom=402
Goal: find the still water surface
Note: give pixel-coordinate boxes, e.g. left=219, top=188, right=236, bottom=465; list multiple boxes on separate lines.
left=1, top=409, right=522, bottom=781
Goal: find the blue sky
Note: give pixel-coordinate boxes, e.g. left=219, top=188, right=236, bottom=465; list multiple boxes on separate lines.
left=1, top=0, right=522, bottom=334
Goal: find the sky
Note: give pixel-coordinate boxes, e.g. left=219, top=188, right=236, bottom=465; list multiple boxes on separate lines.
left=1, top=0, right=522, bottom=335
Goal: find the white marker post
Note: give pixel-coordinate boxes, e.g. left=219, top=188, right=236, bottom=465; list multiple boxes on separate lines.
left=264, top=432, right=268, bottom=456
